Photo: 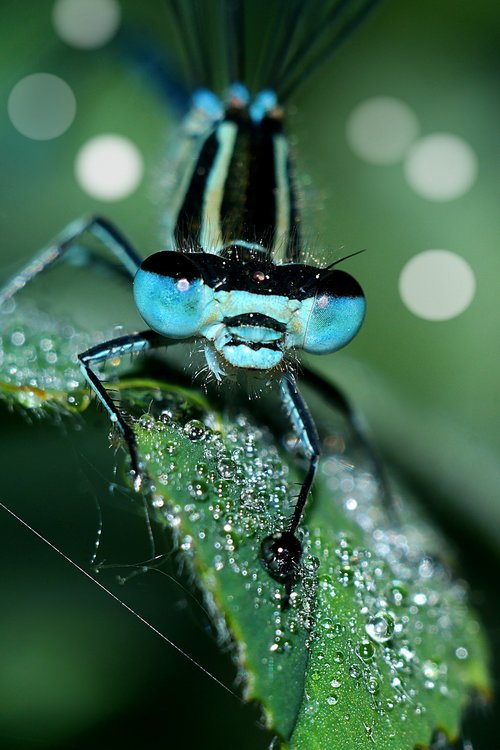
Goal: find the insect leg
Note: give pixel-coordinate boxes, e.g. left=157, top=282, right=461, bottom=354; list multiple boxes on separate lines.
left=78, top=330, right=165, bottom=491
left=0, top=215, right=142, bottom=305
left=260, top=373, right=320, bottom=599
left=280, top=373, right=321, bottom=535
left=301, top=364, right=395, bottom=515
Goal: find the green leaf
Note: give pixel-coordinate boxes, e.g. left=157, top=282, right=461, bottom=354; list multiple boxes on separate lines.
left=131, top=398, right=490, bottom=749
left=0, top=303, right=491, bottom=748
left=287, top=470, right=490, bottom=750
left=0, top=302, right=94, bottom=412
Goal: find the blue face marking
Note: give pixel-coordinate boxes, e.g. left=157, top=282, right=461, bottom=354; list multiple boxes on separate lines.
left=133, top=251, right=365, bottom=374
left=202, top=291, right=296, bottom=371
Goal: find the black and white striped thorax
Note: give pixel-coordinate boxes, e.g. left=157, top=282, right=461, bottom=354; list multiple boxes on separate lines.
left=173, top=104, right=301, bottom=262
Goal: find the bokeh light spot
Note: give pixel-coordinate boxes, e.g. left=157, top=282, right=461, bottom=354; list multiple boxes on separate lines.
left=8, top=73, right=76, bottom=140
left=346, top=97, right=419, bottom=164
left=75, top=134, right=144, bottom=201
left=399, top=249, right=476, bottom=321
left=52, top=0, right=121, bottom=49
left=404, top=133, right=477, bottom=201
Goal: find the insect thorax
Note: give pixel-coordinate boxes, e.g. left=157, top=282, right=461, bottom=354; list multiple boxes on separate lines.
left=172, top=90, right=301, bottom=262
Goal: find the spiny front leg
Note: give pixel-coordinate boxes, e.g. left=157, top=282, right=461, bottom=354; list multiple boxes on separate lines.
left=78, top=330, right=164, bottom=491
left=0, top=215, right=142, bottom=306
left=260, top=373, right=321, bottom=602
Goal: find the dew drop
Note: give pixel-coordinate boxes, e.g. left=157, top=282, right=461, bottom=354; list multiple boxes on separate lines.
left=365, top=612, right=395, bottom=643
left=318, top=574, right=334, bottom=590
left=138, top=414, right=155, bottom=430
left=302, top=555, right=320, bottom=573
left=217, top=457, right=236, bottom=479
left=349, top=664, right=362, bottom=679
left=184, top=419, right=206, bottom=441
left=356, top=640, right=375, bottom=662
left=165, top=440, right=178, bottom=456
left=330, top=624, right=344, bottom=641
left=337, top=565, right=354, bottom=586
left=195, top=462, right=208, bottom=476
left=158, top=411, right=173, bottom=424
left=366, top=677, right=379, bottom=694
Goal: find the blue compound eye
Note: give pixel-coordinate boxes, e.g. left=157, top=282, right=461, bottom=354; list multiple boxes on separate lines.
left=133, top=252, right=207, bottom=338
left=301, top=270, right=366, bottom=354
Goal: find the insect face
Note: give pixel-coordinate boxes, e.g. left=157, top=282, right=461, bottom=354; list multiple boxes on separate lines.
left=133, top=248, right=366, bottom=375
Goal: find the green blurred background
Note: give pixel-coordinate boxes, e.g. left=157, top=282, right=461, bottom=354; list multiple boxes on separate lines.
left=0, top=0, right=498, bottom=748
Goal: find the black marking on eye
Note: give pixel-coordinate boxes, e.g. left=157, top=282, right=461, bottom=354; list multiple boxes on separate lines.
left=315, top=269, right=365, bottom=299
left=141, top=250, right=364, bottom=302
left=140, top=252, right=202, bottom=281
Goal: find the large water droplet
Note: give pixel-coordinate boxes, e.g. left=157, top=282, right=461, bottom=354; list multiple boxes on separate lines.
left=356, top=640, right=375, bottom=662
left=365, top=612, right=395, bottom=643
left=217, top=457, right=236, bottom=479
left=183, top=419, right=206, bottom=441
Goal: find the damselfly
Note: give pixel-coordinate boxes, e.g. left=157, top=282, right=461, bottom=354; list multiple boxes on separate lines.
left=0, top=0, right=380, bottom=602
left=0, top=4, right=491, bottom=750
